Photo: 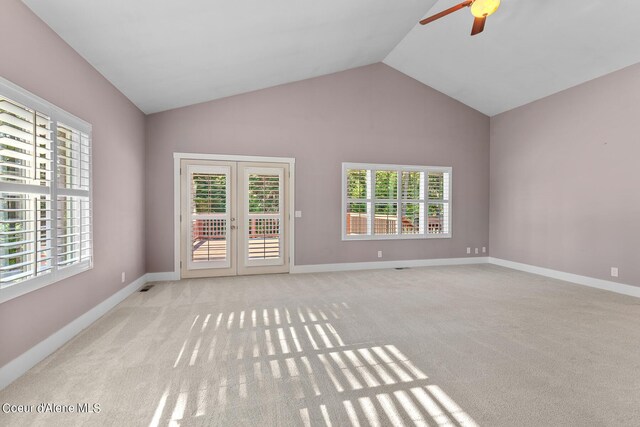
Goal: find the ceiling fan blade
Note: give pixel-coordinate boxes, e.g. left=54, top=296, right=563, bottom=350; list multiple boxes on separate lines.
left=420, top=1, right=473, bottom=25
left=471, top=16, right=486, bottom=35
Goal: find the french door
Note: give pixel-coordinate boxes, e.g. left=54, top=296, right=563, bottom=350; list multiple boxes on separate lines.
left=180, top=160, right=289, bottom=278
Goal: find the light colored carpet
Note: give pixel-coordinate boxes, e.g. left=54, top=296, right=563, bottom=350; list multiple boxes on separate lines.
left=1, top=264, right=639, bottom=426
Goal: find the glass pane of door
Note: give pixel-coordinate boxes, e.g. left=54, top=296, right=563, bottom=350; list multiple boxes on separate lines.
left=244, top=168, right=284, bottom=266
left=188, top=165, right=230, bottom=269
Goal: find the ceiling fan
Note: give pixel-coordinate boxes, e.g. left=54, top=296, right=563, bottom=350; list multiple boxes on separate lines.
left=420, top=0, right=501, bottom=36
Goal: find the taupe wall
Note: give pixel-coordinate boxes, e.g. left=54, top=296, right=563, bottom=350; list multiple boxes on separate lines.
left=146, top=63, right=490, bottom=271
left=490, top=63, right=640, bottom=286
left=2, top=0, right=637, bottom=388
left=0, top=1, right=147, bottom=366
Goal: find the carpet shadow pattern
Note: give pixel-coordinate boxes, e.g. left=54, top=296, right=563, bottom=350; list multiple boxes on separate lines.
left=151, top=302, right=478, bottom=426
left=1, top=265, right=639, bottom=426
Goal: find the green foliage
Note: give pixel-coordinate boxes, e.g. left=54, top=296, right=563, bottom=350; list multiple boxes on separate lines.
left=193, top=174, right=227, bottom=213
left=346, top=169, right=446, bottom=224
left=401, top=171, right=421, bottom=199
left=347, top=169, right=422, bottom=215
left=347, top=169, right=367, bottom=200
left=375, top=203, right=397, bottom=216
left=193, top=173, right=281, bottom=215
left=375, top=171, right=398, bottom=200
left=248, top=175, right=279, bottom=214
left=428, top=203, right=443, bottom=218
left=0, top=221, right=24, bottom=266
left=428, top=173, right=444, bottom=200
left=402, top=203, right=420, bottom=224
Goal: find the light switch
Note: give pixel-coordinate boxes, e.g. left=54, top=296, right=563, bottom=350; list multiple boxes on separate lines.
left=295, top=211, right=302, bottom=218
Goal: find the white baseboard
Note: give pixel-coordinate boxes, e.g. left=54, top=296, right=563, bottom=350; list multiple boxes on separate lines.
left=489, top=257, right=640, bottom=298
left=0, top=273, right=151, bottom=391
left=291, top=257, right=489, bottom=274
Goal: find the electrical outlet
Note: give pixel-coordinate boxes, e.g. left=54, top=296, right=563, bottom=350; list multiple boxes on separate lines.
left=611, top=267, right=619, bottom=278
left=466, top=247, right=471, bottom=254
left=295, top=210, right=302, bottom=218
left=475, top=248, right=479, bottom=254
left=377, top=251, right=383, bottom=258
left=121, top=272, right=126, bottom=283
left=482, top=247, right=486, bottom=253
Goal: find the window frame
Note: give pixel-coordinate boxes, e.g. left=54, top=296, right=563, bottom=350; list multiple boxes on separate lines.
left=0, top=77, right=93, bottom=304
left=341, top=162, right=452, bottom=241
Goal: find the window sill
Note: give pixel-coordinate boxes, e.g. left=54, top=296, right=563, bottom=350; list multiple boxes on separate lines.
left=342, top=234, right=452, bottom=241
left=0, top=261, right=93, bottom=305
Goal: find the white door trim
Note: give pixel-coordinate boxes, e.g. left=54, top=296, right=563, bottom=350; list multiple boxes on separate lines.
left=173, top=152, right=296, bottom=279
left=182, top=161, right=235, bottom=276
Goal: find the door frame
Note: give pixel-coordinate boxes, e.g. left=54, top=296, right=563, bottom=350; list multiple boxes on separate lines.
left=173, top=152, right=296, bottom=279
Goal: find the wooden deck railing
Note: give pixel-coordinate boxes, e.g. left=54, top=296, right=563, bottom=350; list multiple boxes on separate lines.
left=346, top=213, right=442, bottom=234
left=193, top=218, right=281, bottom=239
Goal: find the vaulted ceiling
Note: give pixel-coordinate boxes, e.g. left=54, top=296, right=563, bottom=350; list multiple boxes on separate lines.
left=22, top=0, right=640, bottom=116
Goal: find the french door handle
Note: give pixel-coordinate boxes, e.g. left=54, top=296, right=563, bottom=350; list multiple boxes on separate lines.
left=230, top=225, right=236, bottom=230
left=231, top=218, right=236, bottom=221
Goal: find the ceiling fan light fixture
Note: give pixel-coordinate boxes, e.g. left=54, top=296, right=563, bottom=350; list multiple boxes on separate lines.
left=470, top=0, right=500, bottom=18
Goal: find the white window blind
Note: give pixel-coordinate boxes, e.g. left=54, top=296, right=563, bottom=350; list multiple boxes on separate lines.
left=189, top=169, right=229, bottom=265
left=246, top=169, right=283, bottom=263
left=342, top=163, right=451, bottom=240
left=0, top=77, right=92, bottom=303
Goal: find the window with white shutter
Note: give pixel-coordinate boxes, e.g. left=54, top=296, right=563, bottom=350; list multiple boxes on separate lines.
left=0, top=78, right=92, bottom=303
left=342, top=163, right=451, bottom=240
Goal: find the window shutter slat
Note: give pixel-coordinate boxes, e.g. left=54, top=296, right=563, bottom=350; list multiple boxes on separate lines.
left=57, top=124, right=89, bottom=191
left=0, top=86, right=92, bottom=293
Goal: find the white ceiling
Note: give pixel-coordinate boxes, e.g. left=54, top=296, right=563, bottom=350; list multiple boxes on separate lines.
left=385, top=0, right=640, bottom=115
left=22, top=0, right=640, bottom=116
left=22, top=0, right=435, bottom=114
